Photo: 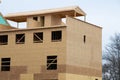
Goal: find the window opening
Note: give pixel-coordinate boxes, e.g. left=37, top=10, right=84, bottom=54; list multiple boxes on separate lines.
left=1, top=58, right=11, bottom=71
left=47, top=56, right=57, bottom=70
left=40, top=16, right=45, bottom=26
left=83, top=35, right=86, bottom=43
left=33, top=17, right=38, bottom=21
left=33, top=32, right=43, bottom=43
left=16, top=34, right=25, bottom=44
left=52, top=31, right=62, bottom=41
left=0, top=35, right=8, bottom=45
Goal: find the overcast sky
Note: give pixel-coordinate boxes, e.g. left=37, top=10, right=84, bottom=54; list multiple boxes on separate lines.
left=0, top=0, right=120, bottom=49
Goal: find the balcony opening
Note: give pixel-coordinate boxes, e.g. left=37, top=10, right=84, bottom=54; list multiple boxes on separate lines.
left=33, top=32, right=43, bottom=43
left=16, top=34, right=25, bottom=44
left=0, top=35, right=8, bottom=45
left=7, top=20, right=27, bottom=29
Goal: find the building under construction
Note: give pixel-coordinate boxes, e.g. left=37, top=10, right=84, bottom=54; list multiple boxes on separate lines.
left=0, top=6, right=102, bottom=80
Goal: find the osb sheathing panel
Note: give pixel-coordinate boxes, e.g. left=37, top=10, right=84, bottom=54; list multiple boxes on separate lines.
left=0, top=66, right=27, bottom=80
left=27, top=16, right=42, bottom=28
left=0, top=27, right=66, bottom=74
left=58, top=73, right=66, bottom=80
left=34, top=73, right=58, bottom=80
left=66, top=16, right=102, bottom=77
left=64, top=73, right=102, bottom=80
left=0, top=16, right=102, bottom=80
left=20, top=74, right=33, bottom=80
left=66, top=65, right=101, bottom=77
left=0, top=24, right=15, bottom=30
left=34, top=65, right=66, bottom=80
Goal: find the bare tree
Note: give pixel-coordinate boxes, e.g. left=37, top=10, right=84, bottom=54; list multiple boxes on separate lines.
left=103, top=33, right=120, bottom=80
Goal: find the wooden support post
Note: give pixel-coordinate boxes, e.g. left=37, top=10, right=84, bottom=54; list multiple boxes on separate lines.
left=17, top=22, right=19, bottom=28
left=84, top=16, right=86, bottom=21
left=74, top=11, right=76, bottom=17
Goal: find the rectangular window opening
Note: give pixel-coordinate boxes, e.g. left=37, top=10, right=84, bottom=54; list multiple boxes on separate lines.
left=0, top=35, right=8, bottom=45
left=33, top=16, right=45, bottom=27
left=47, top=56, right=57, bottom=70
left=40, top=16, right=45, bottom=26
left=83, top=35, right=86, bottom=43
left=33, top=32, right=43, bottom=43
left=52, top=31, right=62, bottom=42
left=2, top=58, right=10, bottom=62
left=16, top=34, right=25, bottom=44
left=1, top=58, right=11, bottom=71
left=33, top=16, right=38, bottom=21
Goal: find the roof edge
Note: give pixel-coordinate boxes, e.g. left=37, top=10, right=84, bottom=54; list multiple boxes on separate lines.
left=4, top=6, right=86, bottom=18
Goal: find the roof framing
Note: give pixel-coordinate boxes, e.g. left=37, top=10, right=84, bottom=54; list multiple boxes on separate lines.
left=4, top=6, right=86, bottom=22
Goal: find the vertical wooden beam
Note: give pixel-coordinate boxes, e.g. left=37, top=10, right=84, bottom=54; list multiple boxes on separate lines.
left=74, top=11, right=76, bottom=17
left=84, top=16, right=86, bottom=21
left=17, top=22, right=19, bottom=28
